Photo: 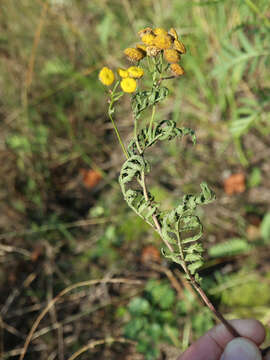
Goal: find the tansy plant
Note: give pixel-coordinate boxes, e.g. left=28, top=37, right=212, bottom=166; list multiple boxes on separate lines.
left=99, top=26, right=243, bottom=342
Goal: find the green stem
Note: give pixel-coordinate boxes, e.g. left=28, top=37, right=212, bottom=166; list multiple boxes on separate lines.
left=158, top=51, right=163, bottom=75
left=108, top=83, right=128, bottom=159
left=148, top=105, right=156, bottom=137
left=134, top=116, right=142, bottom=154
left=108, top=104, right=128, bottom=159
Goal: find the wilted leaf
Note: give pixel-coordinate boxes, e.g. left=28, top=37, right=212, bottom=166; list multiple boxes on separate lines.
left=31, top=245, right=43, bottom=262
left=141, top=245, right=161, bottom=264
left=80, top=169, right=102, bottom=188
left=224, top=173, right=245, bottom=195
left=246, top=225, right=260, bottom=241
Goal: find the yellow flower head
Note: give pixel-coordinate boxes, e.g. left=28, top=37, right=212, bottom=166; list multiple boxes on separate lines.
left=170, top=63, right=185, bottom=77
left=153, top=34, right=172, bottom=49
left=146, top=46, right=161, bottom=57
left=120, top=77, right=137, bottom=93
left=124, top=47, right=145, bottom=62
left=173, top=39, right=186, bottom=54
left=153, top=28, right=167, bottom=36
left=141, top=33, right=156, bottom=46
left=117, top=68, right=129, bottom=78
left=164, top=49, right=180, bottom=63
left=168, top=27, right=178, bottom=41
left=127, top=66, right=144, bottom=79
left=138, top=27, right=153, bottom=38
left=98, top=67, right=115, bottom=86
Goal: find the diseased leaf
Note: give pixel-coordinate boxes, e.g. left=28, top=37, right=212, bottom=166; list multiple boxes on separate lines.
left=185, top=253, right=203, bottom=262
left=188, top=260, right=204, bottom=274
left=161, top=248, right=183, bottom=266
left=119, top=117, right=215, bottom=278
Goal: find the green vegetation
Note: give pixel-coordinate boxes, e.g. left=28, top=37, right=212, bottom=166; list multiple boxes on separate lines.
left=0, top=0, right=270, bottom=359
left=124, top=280, right=180, bottom=360
left=122, top=279, right=214, bottom=359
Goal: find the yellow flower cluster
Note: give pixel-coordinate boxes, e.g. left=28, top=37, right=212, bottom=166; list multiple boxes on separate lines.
left=98, top=26, right=186, bottom=93
left=123, top=26, right=186, bottom=77
left=98, top=65, right=144, bottom=93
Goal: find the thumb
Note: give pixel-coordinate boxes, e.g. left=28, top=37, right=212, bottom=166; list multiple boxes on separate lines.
left=221, top=338, right=262, bottom=360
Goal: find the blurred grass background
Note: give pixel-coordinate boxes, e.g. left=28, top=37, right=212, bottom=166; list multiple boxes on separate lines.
left=0, top=0, right=270, bottom=359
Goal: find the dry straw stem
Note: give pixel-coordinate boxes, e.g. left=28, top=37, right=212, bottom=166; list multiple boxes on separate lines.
left=0, top=216, right=118, bottom=241
left=37, top=0, right=81, bottom=37
left=46, top=244, right=64, bottom=360
left=1, top=274, right=36, bottom=317
left=6, top=65, right=100, bottom=125
left=0, top=316, right=3, bottom=360
left=149, top=263, right=185, bottom=300
left=23, top=0, right=49, bottom=108
left=0, top=244, right=31, bottom=258
left=120, top=0, right=136, bottom=33
left=19, top=278, right=142, bottom=360
left=67, top=337, right=136, bottom=360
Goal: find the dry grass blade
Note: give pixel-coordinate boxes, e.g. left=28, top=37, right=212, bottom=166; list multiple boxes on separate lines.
left=67, top=337, right=136, bottom=360
left=23, top=0, right=49, bottom=108
left=0, top=316, right=3, bottom=360
left=149, top=263, right=185, bottom=300
left=1, top=274, right=37, bottom=316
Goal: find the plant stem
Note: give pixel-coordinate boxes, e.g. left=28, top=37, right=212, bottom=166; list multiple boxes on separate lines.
left=148, top=105, right=156, bottom=137
left=108, top=108, right=128, bottom=159
left=158, top=75, right=175, bottom=84
left=189, top=276, right=240, bottom=337
left=108, top=88, right=128, bottom=159
left=139, top=169, right=180, bottom=258
left=184, top=256, right=270, bottom=355
left=134, top=116, right=142, bottom=154
left=174, top=220, right=240, bottom=337
left=182, top=255, right=240, bottom=337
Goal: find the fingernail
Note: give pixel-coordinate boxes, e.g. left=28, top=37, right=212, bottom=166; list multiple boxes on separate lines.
left=221, top=338, right=262, bottom=360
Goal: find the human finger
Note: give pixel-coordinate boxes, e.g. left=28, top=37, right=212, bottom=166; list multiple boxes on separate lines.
left=220, top=337, right=261, bottom=360
left=178, top=319, right=265, bottom=360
